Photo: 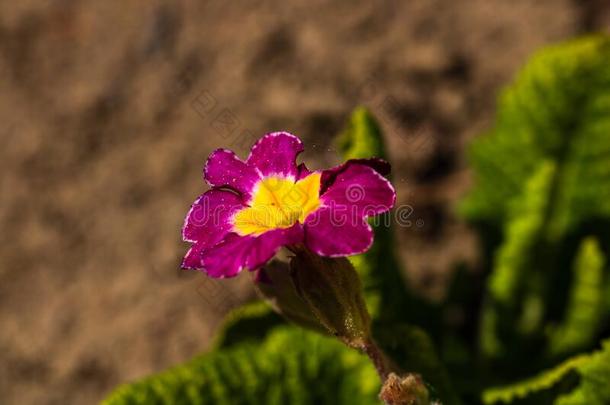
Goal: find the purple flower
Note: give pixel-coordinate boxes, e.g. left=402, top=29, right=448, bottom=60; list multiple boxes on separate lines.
left=182, top=132, right=396, bottom=278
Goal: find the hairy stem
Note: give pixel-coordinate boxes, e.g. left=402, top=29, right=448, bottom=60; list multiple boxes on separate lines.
left=362, top=339, right=391, bottom=381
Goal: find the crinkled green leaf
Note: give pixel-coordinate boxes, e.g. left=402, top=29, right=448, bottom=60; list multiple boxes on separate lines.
left=548, top=238, right=606, bottom=356
left=555, top=340, right=610, bottom=405
left=482, top=339, right=610, bottom=405
left=487, top=162, right=555, bottom=307
left=466, top=36, right=610, bottom=373
left=102, top=326, right=381, bottom=405
left=482, top=354, right=587, bottom=404
left=480, top=162, right=555, bottom=360
left=460, top=35, right=610, bottom=235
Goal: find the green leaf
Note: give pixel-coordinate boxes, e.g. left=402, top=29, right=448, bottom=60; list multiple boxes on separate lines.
left=337, top=107, right=401, bottom=319
left=460, top=35, right=610, bottom=236
left=482, top=339, right=610, bottom=405
left=480, top=162, right=556, bottom=360
left=487, top=162, right=556, bottom=307
left=336, top=106, right=388, bottom=161
left=337, top=108, right=451, bottom=401
left=548, top=238, right=606, bottom=356
left=463, top=36, right=610, bottom=373
left=212, top=300, right=284, bottom=349
left=482, top=354, right=587, bottom=404
left=102, top=326, right=381, bottom=405
left=555, top=340, right=610, bottom=405
left=337, top=107, right=438, bottom=331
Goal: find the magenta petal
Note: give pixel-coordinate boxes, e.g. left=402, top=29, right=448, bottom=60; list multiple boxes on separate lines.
left=247, top=132, right=304, bottom=178
left=304, top=207, right=373, bottom=256
left=247, top=226, right=303, bottom=269
left=200, top=234, right=253, bottom=277
left=201, top=225, right=304, bottom=278
left=296, top=163, right=313, bottom=180
left=204, top=148, right=261, bottom=199
left=182, top=189, right=244, bottom=244
left=320, top=158, right=390, bottom=194
left=182, top=241, right=207, bottom=269
left=181, top=190, right=245, bottom=270
left=321, top=163, right=395, bottom=217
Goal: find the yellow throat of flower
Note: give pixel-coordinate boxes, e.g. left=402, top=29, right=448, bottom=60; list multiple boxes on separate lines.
left=233, top=173, right=322, bottom=236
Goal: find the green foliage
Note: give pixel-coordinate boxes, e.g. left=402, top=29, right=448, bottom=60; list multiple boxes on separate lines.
left=555, top=340, right=610, bottom=405
left=460, top=35, right=610, bottom=235
left=337, top=107, right=406, bottom=320
left=103, top=326, right=381, bottom=405
left=467, top=36, right=610, bottom=378
left=103, top=107, right=452, bottom=405
left=212, top=301, right=284, bottom=349
left=480, top=162, right=556, bottom=360
left=338, top=107, right=438, bottom=332
left=482, top=354, right=587, bottom=404
left=482, top=339, right=610, bottom=405
left=103, top=36, right=610, bottom=405
left=487, top=162, right=555, bottom=308
left=548, top=238, right=606, bottom=356
left=336, top=106, right=387, bottom=162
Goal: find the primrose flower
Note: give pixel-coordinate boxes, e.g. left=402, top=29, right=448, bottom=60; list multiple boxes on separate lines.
left=182, top=132, right=396, bottom=278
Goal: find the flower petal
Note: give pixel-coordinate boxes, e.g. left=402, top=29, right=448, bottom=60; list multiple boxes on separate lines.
left=182, top=189, right=245, bottom=244
left=304, top=207, right=373, bottom=256
left=320, top=163, right=395, bottom=217
left=247, top=132, right=304, bottom=179
left=181, top=241, right=208, bottom=269
left=201, top=225, right=303, bottom=278
left=296, top=162, right=313, bottom=180
left=320, top=158, right=390, bottom=194
left=204, top=148, right=261, bottom=199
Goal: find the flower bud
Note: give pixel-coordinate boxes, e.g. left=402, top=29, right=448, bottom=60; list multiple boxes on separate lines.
left=254, top=260, right=327, bottom=334
left=289, top=247, right=372, bottom=349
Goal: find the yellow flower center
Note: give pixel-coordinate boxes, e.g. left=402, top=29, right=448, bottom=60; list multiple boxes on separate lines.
left=232, top=173, right=322, bottom=236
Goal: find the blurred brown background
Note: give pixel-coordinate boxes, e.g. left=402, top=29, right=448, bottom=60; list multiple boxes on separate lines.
left=0, top=1, right=608, bottom=404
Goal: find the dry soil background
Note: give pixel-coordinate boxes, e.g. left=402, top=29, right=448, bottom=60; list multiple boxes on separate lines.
left=0, top=1, right=609, bottom=404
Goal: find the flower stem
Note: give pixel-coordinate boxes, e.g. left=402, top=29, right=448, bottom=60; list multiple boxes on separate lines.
left=362, top=339, right=390, bottom=381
